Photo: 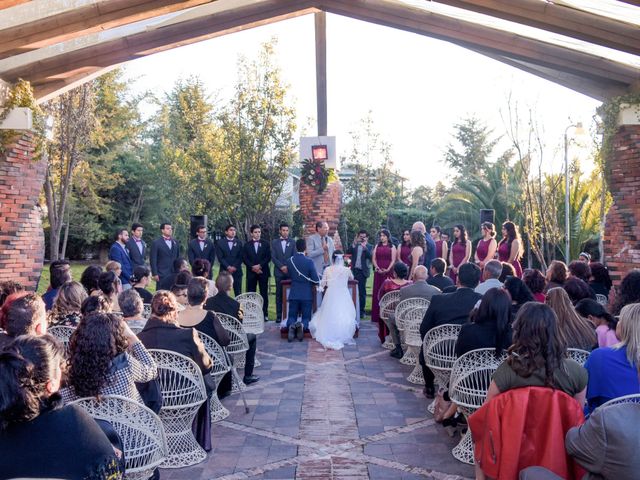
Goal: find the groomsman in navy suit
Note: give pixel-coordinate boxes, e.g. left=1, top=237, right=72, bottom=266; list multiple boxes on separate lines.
left=109, top=228, right=133, bottom=288
left=188, top=224, right=216, bottom=277
left=286, top=238, right=319, bottom=342
left=242, top=225, right=271, bottom=319
left=215, top=224, right=243, bottom=296
left=271, top=222, right=295, bottom=322
left=126, top=223, right=146, bottom=268
left=150, top=223, right=181, bottom=284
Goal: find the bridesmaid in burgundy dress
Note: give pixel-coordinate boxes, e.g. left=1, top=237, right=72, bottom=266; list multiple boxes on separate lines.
left=498, top=221, right=523, bottom=278
left=474, top=222, right=498, bottom=269
left=398, top=230, right=412, bottom=267
left=430, top=225, right=448, bottom=261
left=371, top=229, right=397, bottom=333
left=409, top=230, right=425, bottom=280
left=449, top=224, right=471, bottom=284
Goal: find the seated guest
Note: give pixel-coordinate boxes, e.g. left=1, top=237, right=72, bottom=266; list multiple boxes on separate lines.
left=474, top=260, right=503, bottom=295
left=0, top=292, right=47, bottom=349
left=575, top=298, right=618, bottom=348
left=158, top=258, right=190, bottom=291
left=130, top=265, right=153, bottom=304
left=544, top=260, right=567, bottom=293
left=42, top=260, right=72, bottom=310
left=455, top=288, right=512, bottom=357
left=546, top=287, right=597, bottom=351
left=61, top=312, right=157, bottom=405
left=503, top=276, right=535, bottom=317
left=487, top=302, right=587, bottom=405
left=0, top=280, right=24, bottom=308
left=611, top=270, right=640, bottom=316
left=192, top=259, right=218, bottom=298
left=0, top=335, right=123, bottom=479
left=105, top=260, right=124, bottom=294
left=584, top=303, right=640, bottom=414
left=119, top=289, right=148, bottom=331
left=98, top=271, right=121, bottom=312
left=523, top=268, right=546, bottom=302
left=568, top=260, right=591, bottom=283
left=80, top=293, right=112, bottom=317
left=564, top=276, right=596, bottom=305
left=179, top=277, right=232, bottom=397
left=48, top=281, right=87, bottom=327
left=80, top=264, right=103, bottom=296
left=378, top=261, right=412, bottom=299
left=578, top=252, right=591, bottom=263
left=498, top=262, right=516, bottom=283
left=171, top=270, right=193, bottom=309
left=589, top=262, right=612, bottom=299
left=419, top=263, right=482, bottom=397
left=427, top=258, right=454, bottom=292
left=205, top=272, right=259, bottom=386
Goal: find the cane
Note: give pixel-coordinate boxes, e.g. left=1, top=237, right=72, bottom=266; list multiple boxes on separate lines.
left=223, top=348, right=250, bottom=414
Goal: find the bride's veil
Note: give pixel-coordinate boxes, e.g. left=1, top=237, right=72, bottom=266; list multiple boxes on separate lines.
left=333, top=253, right=345, bottom=267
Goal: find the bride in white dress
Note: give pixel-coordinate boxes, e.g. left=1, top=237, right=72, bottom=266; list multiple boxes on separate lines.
left=309, top=251, right=357, bottom=350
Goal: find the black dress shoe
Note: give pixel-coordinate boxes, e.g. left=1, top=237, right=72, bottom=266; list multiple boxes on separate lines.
left=243, top=375, right=260, bottom=385
left=295, top=322, right=304, bottom=341
left=219, top=390, right=232, bottom=399
left=423, top=385, right=435, bottom=399
left=288, top=325, right=296, bottom=342
left=354, top=326, right=359, bottom=338
left=390, top=346, right=403, bottom=359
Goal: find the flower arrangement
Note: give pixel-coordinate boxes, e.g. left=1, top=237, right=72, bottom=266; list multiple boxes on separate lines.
left=300, top=158, right=337, bottom=193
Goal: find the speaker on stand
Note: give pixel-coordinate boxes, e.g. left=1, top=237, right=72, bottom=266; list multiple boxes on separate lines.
left=190, top=215, right=208, bottom=240
left=480, top=209, right=495, bottom=225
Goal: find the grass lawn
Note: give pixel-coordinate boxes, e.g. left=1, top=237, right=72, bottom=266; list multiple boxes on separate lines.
left=37, top=262, right=375, bottom=321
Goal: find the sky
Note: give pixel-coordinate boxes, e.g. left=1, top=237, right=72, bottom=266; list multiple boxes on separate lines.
left=122, top=12, right=601, bottom=188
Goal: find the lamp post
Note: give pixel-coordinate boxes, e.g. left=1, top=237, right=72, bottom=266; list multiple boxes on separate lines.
left=563, top=122, right=584, bottom=262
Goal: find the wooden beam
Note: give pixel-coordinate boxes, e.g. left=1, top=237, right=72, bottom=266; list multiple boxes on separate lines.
left=0, top=1, right=31, bottom=9
left=0, top=0, right=216, bottom=60
left=315, top=11, right=327, bottom=137
left=431, top=0, right=640, bottom=56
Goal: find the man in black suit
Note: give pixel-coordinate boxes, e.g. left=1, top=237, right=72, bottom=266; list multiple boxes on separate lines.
left=346, top=230, right=373, bottom=318
left=127, top=222, right=147, bottom=268
left=187, top=224, right=216, bottom=277
left=419, top=262, right=482, bottom=397
left=271, top=222, right=295, bottom=322
left=204, top=271, right=259, bottom=385
left=150, top=222, right=181, bottom=284
left=215, top=224, right=243, bottom=296
left=242, top=225, right=271, bottom=319
left=427, top=257, right=455, bottom=292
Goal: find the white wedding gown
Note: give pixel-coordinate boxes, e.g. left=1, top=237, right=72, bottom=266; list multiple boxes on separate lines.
left=309, top=264, right=357, bottom=350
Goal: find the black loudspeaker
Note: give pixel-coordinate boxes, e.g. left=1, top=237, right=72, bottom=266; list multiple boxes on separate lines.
left=480, top=209, right=495, bottom=225
left=190, top=215, right=208, bottom=240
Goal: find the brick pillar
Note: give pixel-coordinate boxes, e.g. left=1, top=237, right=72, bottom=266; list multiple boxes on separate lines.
left=299, top=180, right=343, bottom=250
left=603, top=122, right=640, bottom=285
left=0, top=132, right=45, bottom=290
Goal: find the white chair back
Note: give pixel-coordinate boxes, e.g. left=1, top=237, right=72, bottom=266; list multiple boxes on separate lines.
left=238, top=301, right=264, bottom=335
left=47, top=325, right=75, bottom=353
left=379, top=290, right=402, bottom=321
left=403, top=306, right=429, bottom=348
left=423, top=324, right=462, bottom=387
left=395, top=297, right=430, bottom=331
left=214, top=312, right=249, bottom=355
left=69, top=395, right=167, bottom=480
left=567, top=348, right=590, bottom=367
left=596, top=294, right=608, bottom=305
left=449, top=347, right=506, bottom=412
left=236, top=292, right=263, bottom=308
left=600, top=393, right=640, bottom=409
left=196, top=331, right=231, bottom=380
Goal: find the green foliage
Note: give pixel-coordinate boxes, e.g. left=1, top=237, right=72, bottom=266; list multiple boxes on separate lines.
left=0, top=79, right=44, bottom=155
left=596, top=93, right=640, bottom=176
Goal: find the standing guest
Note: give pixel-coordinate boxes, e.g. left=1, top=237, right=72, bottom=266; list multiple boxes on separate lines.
left=347, top=230, right=373, bottom=319
left=48, top=281, right=87, bottom=327
left=503, top=276, right=535, bottom=318
left=430, top=226, right=448, bottom=262
left=126, top=222, right=146, bottom=268
left=187, top=225, right=216, bottom=276
left=130, top=265, right=153, bottom=304
left=499, top=262, right=516, bottom=283
left=497, top=221, right=523, bottom=278
left=0, top=281, right=24, bottom=308
left=376, top=262, right=412, bottom=344
left=215, top=224, right=244, bottom=296
left=575, top=298, right=618, bottom=348
left=589, top=262, right=612, bottom=299
left=242, top=225, right=271, bottom=319
left=119, top=289, right=148, bottom=331
left=474, top=260, right=504, bottom=295
left=42, top=260, right=72, bottom=311
left=545, top=260, right=568, bottom=292
left=0, top=293, right=47, bottom=349
left=474, top=222, right=498, bottom=269
left=371, top=229, right=396, bottom=328
left=441, top=232, right=450, bottom=248
left=157, top=258, right=190, bottom=291
left=428, top=258, right=455, bottom=291
left=568, top=260, right=591, bottom=283
left=408, top=230, right=426, bottom=281
left=98, top=271, right=121, bottom=312
left=564, top=277, right=597, bottom=305
left=271, top=223, right=295, bottom=322
left=0, top=335, right=124, bottom=480
left=397, top=229, right=413, bottom=267
left=192, top=259, right=217, bottom=298
left=449, top=224, right=471, bottom=285
left=546, top=287, right=597, bottom=351
left=611, top=270, right=640, bottom=316
left=80, top=265, right=103, bottom=296
left=578, top=252, right=591, bottom=263
left=150, top=222, right=180, bottom=285
left=412, top=221, right=436, bottom=272
left=522, top=268, right=547, bottom=302
left=307, top=221, right=335, bottom=278
left=584, top=303, right=640, bottom=414
left=108, top=228, right=133, bottom=289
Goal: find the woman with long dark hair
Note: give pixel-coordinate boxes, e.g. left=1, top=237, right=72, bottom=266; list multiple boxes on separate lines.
left=474, top=222, right=497, bottom=270
left=397, top=229, right=412, bottom=268
left=409, top=230, right=426, bottom=280
left=522, top=269, right=546, bottom=303
left=371, top=229, right=396, bottom=328
left=546, top=288, right=597, bottom=351
left=588, top=262, right=613, bottom=299
left=430, top=225, right=448, bottom=263
left=98, top=271, right=121, bottom=312
left=575, top=298, right=618, bottom=348
left=545, top=260, right=568, bottom=293
left=377, top=262, right=412, bottom=343
left=449, top=224, right=471, bottom=284
left=503, top=276, right=534, bottom=317
left=611, top=270, right=640, bottom=316
left=497, top=221, right=523, bottom=278
left=130, top=265, right=153, bottom=304
left=80, top=264, right=103, bottom=296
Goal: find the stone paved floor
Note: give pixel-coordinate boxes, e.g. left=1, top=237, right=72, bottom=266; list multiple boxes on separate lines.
left=161, top=321, right=474, bottom=479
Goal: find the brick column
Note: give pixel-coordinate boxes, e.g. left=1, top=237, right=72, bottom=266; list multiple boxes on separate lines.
left=299, top=180, right=342, bottom=250
left=603, top=122, right=640, bottom=285
left=0, top=132, right=45, bottom=289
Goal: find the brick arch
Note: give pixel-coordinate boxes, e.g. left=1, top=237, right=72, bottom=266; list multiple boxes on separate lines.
left=299, top=180, right=343, bottom=250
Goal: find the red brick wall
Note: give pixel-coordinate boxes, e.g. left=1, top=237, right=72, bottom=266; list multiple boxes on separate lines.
left=299, top=180, right=343, bottom=250
left=603, top=124, right=640, bottom=285
left=0, top=133, right=45, bottom=290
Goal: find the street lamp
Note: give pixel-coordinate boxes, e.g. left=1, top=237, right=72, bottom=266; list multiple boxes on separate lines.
left=564, top=122, right=584, bottom=262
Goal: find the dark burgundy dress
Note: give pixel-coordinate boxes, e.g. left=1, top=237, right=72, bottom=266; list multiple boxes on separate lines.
left=498, top=240, right=522, bottom=278
left=399, top=243, right=412, bottom=267
left=449, top=242, right=467, bottom=285
left=372, top=244, right=394, bottom=327
left=476, top=239, right=493, bottom=265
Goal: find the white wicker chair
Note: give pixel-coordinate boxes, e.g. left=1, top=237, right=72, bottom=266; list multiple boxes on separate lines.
left=129, top=325, right=144, bottom=335
left=448, top=348, right=507, bottom=465
left=395, top=298, right=430, bottom=365
left=237, top=299, right=264, bottom=367
left=196, top=331, right=231, bottom=422
left=379, top=290, right=402, bottom=350
left=47, top=325, right=76, bottom=353
left=69, top=395, right=167, bottom=480
left=595, top=294, right=608, bottom=306
left=423, top=324, right=462, bottom=413
left=567, top=348, right=590, bottom=367
left=403, top=306, right=429, bottom=384
left=147, top=349, right=207, bottom=468
left=236, top=292, right=263, bottom=309
left=214, top=312, right=250, bottom=394
left=601, top=393, right=640, bottom=408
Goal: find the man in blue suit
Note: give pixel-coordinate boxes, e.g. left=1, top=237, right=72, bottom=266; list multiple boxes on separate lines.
left=286, top=238, right=319, bottom=342
left=109, top=228, right=133, bottom=288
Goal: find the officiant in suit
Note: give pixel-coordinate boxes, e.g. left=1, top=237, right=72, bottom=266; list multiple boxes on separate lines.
left=215, top=224, right=243, bottom=296
left=346, top=230, right=372, bottom=318
left=287, top=238, right=319, bottom=342
left=271, top=222, right=295, bottom=322
left=307, top=221, right=335, bottom=277
left=127, top=223, right=147, bottom=268
left=242, top=225, right=271, bottom=318
left=150, top=222, right=181, bottom=283
left=188, top=225, right=216, bottom=278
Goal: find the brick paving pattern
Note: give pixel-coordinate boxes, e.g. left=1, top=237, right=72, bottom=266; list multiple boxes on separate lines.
left=160, top=321, right=474, bottom=479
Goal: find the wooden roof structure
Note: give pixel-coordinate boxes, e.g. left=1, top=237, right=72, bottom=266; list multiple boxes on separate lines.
left=0, top=0, right=638, bottom=102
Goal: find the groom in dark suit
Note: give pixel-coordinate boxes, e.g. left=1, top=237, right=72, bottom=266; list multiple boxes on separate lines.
left=242, top=225, right=271, bottom=319
left=346, top=230, right=372, bottom=318
left=271, top=222, right=295, bottom=322
left=188, top=224, right=216, bottom=277
left=215, top=224, right=243, bottom=296
left=150, top=222, right=181, bottom=284
left=286, top=238, right=319, bottom=342
left=127, top=222, right=147, bottom=268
